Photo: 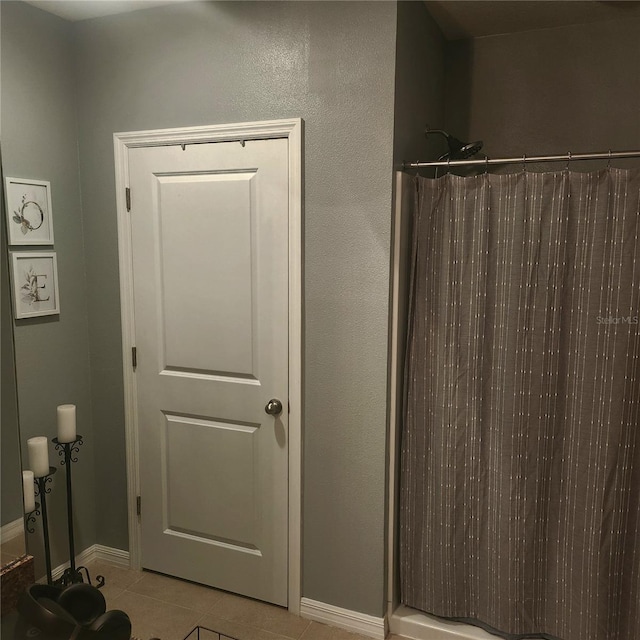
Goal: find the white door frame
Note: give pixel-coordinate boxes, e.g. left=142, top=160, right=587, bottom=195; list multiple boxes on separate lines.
left=113, top=119, right=303, bottom=614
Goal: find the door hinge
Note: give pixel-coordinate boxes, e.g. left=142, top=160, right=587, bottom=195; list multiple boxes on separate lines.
left=132, top=346, right=137, bottom=369
left=125, top=187, right=131, bottom=212
left=136, top=496, right=141, bottom=516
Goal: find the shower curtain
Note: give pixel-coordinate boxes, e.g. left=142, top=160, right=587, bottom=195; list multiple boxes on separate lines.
left=400, top=168, right=640, bottom=640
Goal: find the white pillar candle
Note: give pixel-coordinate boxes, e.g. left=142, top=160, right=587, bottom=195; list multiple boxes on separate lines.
left=27, top=436, right=50, bottom=478
left=57, top=404, right=77, bottom=443
left=22, top=470, right=35, bottom=513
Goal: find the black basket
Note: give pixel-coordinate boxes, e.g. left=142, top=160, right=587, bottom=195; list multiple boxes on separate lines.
left=183, top=626, right=241, bottom=640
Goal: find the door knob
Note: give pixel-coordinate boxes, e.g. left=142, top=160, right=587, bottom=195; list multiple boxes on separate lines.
left=265, top=399, right=283, bottom=416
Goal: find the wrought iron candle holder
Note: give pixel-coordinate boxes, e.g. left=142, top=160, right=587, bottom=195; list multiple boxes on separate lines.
left=24, top=502, right=40, bottom=536
left=32, top=467, right=57, bottom=585
left=52, top=435, right=104, bottom=588
left=24, top=436, right=105, bottom=588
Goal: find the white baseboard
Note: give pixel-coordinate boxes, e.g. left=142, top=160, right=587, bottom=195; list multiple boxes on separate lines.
left=1, top=517, right=25, bottom=543
left=300, top=598, right=387, bottom=640
left=94, top=544, right=130, bottom=567
left=46, top=545, right=130, bottom=583
left=50, top=546, right=97, bottom=582
left=390, top=606, right=507, bottom=640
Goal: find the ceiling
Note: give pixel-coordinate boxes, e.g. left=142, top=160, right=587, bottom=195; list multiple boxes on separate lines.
left=22, top=0, right=640, bottom=33
left=23, top=0, right=196, bottom=22
left=425, top=0, right=640, bottom=40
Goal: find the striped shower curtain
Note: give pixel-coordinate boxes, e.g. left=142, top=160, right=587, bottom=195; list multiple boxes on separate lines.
left=400, top=168, right=640, bottom=640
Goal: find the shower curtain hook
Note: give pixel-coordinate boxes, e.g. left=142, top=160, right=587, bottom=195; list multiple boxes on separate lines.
left=522, top=154, right=526, bottom=173
left=607, top=150, right=612, bottom=169
left=484, top=156, right=489, bottom=175
left=565, top=151, right=572, bottom=171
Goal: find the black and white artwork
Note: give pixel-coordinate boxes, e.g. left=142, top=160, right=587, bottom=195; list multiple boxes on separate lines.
left=5, top=177, right=55, bottom=245
left=11, top=252, right=60, bottom=319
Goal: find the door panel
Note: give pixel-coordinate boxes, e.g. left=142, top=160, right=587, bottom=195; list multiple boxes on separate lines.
left=163, top=414, right=258, bottom=547
left=129, top=138, right=288, bottom=606
left=157, top=172, right=257, bottom=376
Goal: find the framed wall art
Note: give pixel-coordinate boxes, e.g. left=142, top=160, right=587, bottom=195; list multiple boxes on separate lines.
left=4, top=177, right=55, bottom=245
left=10, top=252, right=60, bottom=319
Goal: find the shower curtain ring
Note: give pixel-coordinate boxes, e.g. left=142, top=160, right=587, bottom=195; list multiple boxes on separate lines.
left=522, top=154, right=526, bottom=173
left=484, top=156, right=489, bottom=174
left=607, top=150, right=612, bottom=169
left=565, top=151, right=572, bottom=171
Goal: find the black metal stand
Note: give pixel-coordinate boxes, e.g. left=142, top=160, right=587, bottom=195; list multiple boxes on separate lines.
left=184, top=625, right=240, bottom=640
left=25, top=437, right=105, bottom=589
left=53, top=435, right=105, bottom=588
left=33, top=468, right=56, bottom=585
left=24, top=502, right=40, bottom=535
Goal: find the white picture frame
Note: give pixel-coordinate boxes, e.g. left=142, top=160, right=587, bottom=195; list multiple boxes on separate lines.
left=4, top=177, right=55, bottom=245
left=10, top=252, right=60, bottom=319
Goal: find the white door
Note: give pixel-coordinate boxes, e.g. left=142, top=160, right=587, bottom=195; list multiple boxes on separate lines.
left=128, top=138, right=289, bottom=606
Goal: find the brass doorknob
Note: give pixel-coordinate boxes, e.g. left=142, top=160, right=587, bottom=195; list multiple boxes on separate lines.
left=265, top=399, right=283, bottom=416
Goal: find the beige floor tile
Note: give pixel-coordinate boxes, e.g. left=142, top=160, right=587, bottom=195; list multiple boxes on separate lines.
left=197, top=611, right=296, bottom=640
left=299, top=621, right=371, bottom=640
left=129, top=570, right=225, bottom=612
left=110, top=590, right=202, bottom=640
left=86, top=560, right=142, bottom=591
left=209, top=592, right=310, bottom=639
left=97, top=583, right=126, bottom=608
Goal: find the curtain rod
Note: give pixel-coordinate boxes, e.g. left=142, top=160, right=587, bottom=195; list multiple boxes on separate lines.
left=403, top=150, right=640, bottom=169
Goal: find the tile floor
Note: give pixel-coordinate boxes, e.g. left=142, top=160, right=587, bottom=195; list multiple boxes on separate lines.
left=86, top=560, right=399, bottom=640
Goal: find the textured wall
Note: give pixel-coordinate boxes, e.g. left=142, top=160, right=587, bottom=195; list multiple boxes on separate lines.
left=73, top=1, right=397, bottom=616
left=389, top=0, right=446, bottom=607
left=393, top=1, right=445, bottom=168
left=444, top=17, right=640, bottom=169
left=1, top=1, right=95, bottom=575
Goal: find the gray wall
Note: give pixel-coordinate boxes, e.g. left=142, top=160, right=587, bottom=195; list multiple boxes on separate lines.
left=444, top=17, right=640, bottom=169
left=393, top=1, right=445, bottom=168
left=389, top=0, right=445, bottom=606
left=1, top=1, right=96, bottom=575
left=73, top=1, right=397, bottom=616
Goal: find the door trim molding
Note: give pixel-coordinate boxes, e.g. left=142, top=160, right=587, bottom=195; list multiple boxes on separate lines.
left=113, top=118, right=304, bottom=613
